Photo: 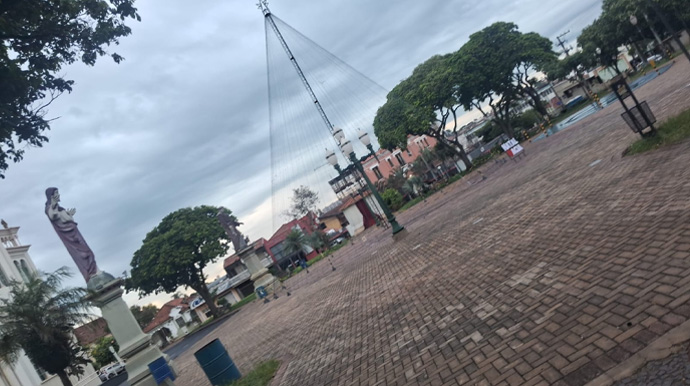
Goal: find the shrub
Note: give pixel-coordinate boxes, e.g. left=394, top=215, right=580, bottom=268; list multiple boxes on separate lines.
left=381, top=189, right=404, bottom=211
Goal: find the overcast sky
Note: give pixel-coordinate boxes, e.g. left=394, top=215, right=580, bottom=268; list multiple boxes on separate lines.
left=1, top=0, right=603, bottom=308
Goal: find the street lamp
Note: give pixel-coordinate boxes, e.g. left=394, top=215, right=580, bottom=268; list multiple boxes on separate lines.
left=326, top=130, right=406, bottom=237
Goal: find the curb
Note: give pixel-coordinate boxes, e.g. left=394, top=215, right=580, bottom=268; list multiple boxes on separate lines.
left=586, top=318, right=690, bottom=385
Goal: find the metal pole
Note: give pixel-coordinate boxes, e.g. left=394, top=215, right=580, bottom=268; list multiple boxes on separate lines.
left=645, top=0, right=690, bottom=64
left=260, top=2, right=336, bottom=134
left=348, top=153, right=405, bottom=235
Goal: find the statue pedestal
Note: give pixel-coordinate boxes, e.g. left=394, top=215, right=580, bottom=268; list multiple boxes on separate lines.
left=238, top=246, right=277, bottom=292
left=87, top=273, right=175, bottom=386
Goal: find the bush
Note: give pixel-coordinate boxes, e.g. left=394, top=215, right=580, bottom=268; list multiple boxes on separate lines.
left=381, top=188, right=404, bottom=211
left=90, top=336, right=119, bottom=369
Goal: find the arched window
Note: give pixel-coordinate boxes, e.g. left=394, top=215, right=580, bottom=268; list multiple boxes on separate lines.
left=0, top=266, right=8, bottom=286
left=14, top=261, right=28, bottom=283
left=20, top=260, right=32, bottom=281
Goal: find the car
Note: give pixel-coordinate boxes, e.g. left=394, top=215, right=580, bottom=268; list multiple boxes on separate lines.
left=100, top=363, right=125, bottom=380
left=646, top=54, right=662, bottom=63
left=330, top=237, right=346, bottom=247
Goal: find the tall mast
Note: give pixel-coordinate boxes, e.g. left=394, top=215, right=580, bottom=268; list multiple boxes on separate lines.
left=259, top=1, right=335, bottom=134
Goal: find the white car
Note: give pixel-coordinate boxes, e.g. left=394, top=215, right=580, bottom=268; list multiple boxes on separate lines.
left=646, top=54, right=662, bottom=63
left=99, top=363, right=125, bottom=381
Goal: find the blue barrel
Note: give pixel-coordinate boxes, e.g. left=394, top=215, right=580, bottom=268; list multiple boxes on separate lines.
left=194, top=339, right=241, bottom=385
left=148, top=357, right=175, bottom=384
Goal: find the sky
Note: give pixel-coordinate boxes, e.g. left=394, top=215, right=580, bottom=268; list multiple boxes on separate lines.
left=1, top=0, right=603, bottom=308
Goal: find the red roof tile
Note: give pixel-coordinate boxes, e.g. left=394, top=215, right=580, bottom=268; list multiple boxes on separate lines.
left=143, top=298, right=189, bottom=333
left=74, top=318, right=110, bottom=346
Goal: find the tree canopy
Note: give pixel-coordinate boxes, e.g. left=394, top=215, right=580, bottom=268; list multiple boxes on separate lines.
left=286, top=185, right=319, bottom=219
left=0, top=268, right=90, bottom=386
left=374, top=22, right=555, bottom=157
left=0, top=0, right=140, bottom=178
left=130, top=304, right=159, bottom=329
left=89, top=336, right=119, bottom=370
left=126, top=206, right=230, bottom=318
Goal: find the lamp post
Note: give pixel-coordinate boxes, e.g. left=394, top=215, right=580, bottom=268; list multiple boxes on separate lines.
left=326, top=129, right=406, bottom=237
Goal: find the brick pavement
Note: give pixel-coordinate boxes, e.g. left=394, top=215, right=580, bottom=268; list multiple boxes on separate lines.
left=171, top=59, right=690, bottom=386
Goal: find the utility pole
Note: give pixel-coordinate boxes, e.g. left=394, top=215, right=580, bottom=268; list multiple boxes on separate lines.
left=556, top=31, right=572, bottom=57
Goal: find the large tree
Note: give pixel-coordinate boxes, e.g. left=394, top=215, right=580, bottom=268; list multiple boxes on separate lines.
left=374, top=54, right=473, bottom=169
left=0, top=0, right=140, bottom=178
left=126, top=206, right=231, bottom=319
left=0, top=268, right=90, bottom=386
left=453, top=22, right=556, bottom=136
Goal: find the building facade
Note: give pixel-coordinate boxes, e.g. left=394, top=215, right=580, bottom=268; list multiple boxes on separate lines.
left=0, top=221, right=99, bottom=386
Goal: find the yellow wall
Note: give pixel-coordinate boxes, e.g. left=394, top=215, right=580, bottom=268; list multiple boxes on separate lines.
left=321, top=217, right=342, bottom=231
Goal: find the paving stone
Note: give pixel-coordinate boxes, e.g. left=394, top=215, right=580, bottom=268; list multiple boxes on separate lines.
left=166, top=61, right=690, bottom=385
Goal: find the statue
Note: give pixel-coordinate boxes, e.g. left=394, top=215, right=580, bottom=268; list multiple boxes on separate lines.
left=44, top=187, right=99, bottom=282
left=217, top=207, right=248, bottom=252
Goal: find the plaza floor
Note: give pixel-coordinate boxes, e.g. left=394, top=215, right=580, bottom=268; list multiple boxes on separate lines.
left=171, top=59, right=690, bottom=386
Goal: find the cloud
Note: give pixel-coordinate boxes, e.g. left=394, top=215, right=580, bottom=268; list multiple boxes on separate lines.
left=1, top=0, right=603, bottom=306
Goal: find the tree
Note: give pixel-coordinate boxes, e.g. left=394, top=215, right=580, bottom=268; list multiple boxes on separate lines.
left=126, top=206, right=230, bottom=319
left=129, top=304, right=159, bottom=329
left=0, top=268, right=90, bottom=386
left=89, top=336, right=119, bottom=370
left=0, top=0, right=140, bottom=178
left=286, top=186, right=319, bottom=220
left=283, top=229, right=306, bottom=267
left=453, top=22, right=556, bottom=136
left=305, top=231, right=330, bottom=254
left=374, top=54, right=473, bottom=169
left=381, top=189, right=404, bottom=211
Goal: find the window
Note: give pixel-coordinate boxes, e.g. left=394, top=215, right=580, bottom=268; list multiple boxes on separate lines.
left=395, top=153, right=406, bottom=165
left=175, top=317, right=185, bottom=328
left=423, top=138, right=430, bottom=147
left=0, top=267, right=8, bottom=287
left=406, top=149, right=412, bottom=157
left=372, top=166, right=383, bottom=180
left=386, top=158, right=394, bottom=168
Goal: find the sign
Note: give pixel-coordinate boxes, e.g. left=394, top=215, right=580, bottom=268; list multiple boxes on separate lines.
left=501, top=138, right=524, bottom=159
left=506, top=144, right=523, bottom=157
left=501, top=138, right=518, bottom=151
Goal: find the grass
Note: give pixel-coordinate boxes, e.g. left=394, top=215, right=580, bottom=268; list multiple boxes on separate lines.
left=229, top=292, right=257, bottom=312
left=225, top=360, right=280, bottom=386
left=626, top=107, right=690, bottom=155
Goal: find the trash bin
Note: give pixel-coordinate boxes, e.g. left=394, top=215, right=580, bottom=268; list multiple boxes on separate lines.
left=255, top=286, right=268, bottom=299
left=148, top=357, right=175, bottom=384
left=194, top=339, right=241, bottom=386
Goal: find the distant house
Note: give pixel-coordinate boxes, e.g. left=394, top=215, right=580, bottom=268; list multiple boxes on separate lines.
left=359, top=134, right=437, bottom=185
left=319, top=192, right=382, bottom=237
left=74, top=318, right=110, bottom=347
left=511, top=82, right=564, bottom=117
left=220, top=238, right=273, bottom=303
left=144, top=297, right=200, bottom=347
left=265, top=213, right=319, bottom=269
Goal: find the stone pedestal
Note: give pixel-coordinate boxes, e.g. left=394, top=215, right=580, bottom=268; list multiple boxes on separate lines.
left=238, top=246, right=277, bottom=291
left=87, top=273, right=175, bottom=386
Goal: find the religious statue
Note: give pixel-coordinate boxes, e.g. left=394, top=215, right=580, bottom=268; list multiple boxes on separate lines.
left=44, top=187, right=99, bottom=282
left=217, top=207, right=248, bottom=252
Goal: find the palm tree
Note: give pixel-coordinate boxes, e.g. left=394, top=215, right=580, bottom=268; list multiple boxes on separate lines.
left=305, top=231, right=330, bottom=254
left=0, top=268, right=91, bottom=386
left=283, top=229, right=306, bottom=268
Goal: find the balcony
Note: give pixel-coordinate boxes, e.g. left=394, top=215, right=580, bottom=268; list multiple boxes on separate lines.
left=227, top=270, right=251, bottom=288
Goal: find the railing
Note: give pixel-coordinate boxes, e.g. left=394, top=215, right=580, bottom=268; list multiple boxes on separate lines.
left=227, top=270, right=250, bottom=288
